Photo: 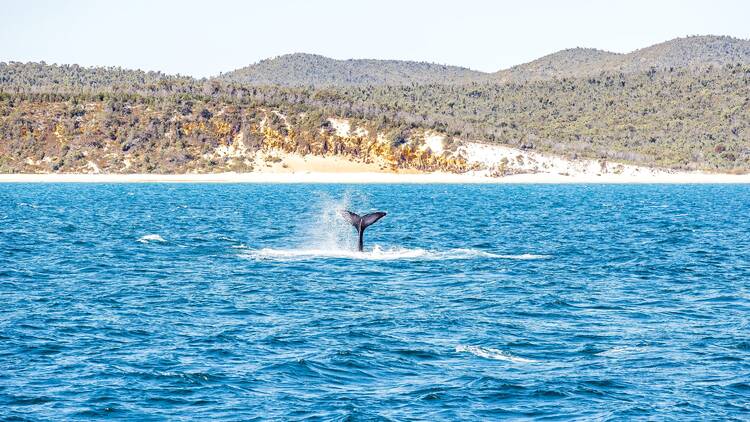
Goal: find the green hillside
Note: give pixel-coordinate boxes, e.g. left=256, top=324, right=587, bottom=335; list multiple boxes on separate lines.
left=218, top=53, right=486, bottom=87
left=1, top=36, right=749, bottom=174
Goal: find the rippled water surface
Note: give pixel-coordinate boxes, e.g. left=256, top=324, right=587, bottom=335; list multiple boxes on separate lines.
left=2, top=184, right=750, bottom=419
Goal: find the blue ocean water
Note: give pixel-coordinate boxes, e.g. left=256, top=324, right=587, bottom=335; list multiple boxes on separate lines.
left=1, top=184, right=750, bottom=420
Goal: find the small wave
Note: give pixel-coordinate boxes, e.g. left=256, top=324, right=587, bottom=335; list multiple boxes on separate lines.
left=241, top=246, right=550, bottom=261
left=456, top=345, right=536, bottom=363
left=502, top=253, right=551, bottom=260
left=597, top=346, right=646, bottom=357
left=137, top=234, right=166, bottom=243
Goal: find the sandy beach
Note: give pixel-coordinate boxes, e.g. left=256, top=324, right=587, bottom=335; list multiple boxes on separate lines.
left=2, top=171, right=750, bottom=183
left=4, top=141, right=750, bottom=184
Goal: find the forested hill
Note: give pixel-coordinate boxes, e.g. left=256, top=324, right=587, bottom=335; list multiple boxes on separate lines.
left=494, top=48, right=621, bottom=82
left=496, top=35, right=750, bottom=82
left=218, top=53, right=487, bottom=86
left=2, top=59, right=749, bottom=173
left=5, top=36, right=748, bottom=90
left=0, top=62, right=194, bottom=94
left=1, top=35, right=750, bottom=174
left=220, top=36, right=750, bottom=86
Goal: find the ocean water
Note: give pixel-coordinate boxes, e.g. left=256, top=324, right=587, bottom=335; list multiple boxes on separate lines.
left=1, top=184, right=750, bottom=420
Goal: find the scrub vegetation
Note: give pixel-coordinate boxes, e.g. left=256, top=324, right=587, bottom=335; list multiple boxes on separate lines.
left=1, top=35, right=749, bottom=173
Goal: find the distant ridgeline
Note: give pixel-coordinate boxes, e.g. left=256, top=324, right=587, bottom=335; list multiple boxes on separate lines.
left=1, top=35, right=749, bottom=174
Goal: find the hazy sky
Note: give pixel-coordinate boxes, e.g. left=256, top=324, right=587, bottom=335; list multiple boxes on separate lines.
left=1, top=0, right=748, bottom=77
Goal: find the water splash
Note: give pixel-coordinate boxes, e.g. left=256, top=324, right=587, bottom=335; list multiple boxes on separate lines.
left=456, top=345, right=536, bottom=363
left=137, top=234, right=166, bottom=243
left=294, top=190, right=379, bottom=252
left=298, top=191, right=355, bottom=251
left=244, top=191, right=550, bottom=261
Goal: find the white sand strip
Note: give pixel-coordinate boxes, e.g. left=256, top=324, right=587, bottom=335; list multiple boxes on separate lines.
left=1, top=171, right=749, bottom=183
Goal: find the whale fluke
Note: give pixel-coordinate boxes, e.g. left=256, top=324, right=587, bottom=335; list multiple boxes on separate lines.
left=340, top=210, right=386, bottom=252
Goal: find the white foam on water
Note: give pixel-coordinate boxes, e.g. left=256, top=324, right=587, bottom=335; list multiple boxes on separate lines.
left=241, top=245, right=550, bottom=262
left=137, top=234, right=166, bottom=243
left=456, top=345, right=537, bottom=363
left=598, top=346, right=646, bottom=357
left=243, top=245, right=424, bottom=261
left=501, top=253, right=551, bottom=260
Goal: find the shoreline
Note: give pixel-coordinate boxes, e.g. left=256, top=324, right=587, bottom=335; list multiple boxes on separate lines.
left=2, top=171, right=750, bottom=184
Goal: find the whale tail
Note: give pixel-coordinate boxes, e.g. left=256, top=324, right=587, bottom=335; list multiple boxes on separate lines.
left=340, top=210, right=386, bottom=252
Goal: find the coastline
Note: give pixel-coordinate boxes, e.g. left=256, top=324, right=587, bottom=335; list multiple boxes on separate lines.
left=2, top=171, right=750, bottom=184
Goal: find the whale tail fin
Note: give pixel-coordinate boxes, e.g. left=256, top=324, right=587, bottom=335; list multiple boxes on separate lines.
left=340, top=210, right=387, bottom=251
left=340, top=210, right=386, bottom=229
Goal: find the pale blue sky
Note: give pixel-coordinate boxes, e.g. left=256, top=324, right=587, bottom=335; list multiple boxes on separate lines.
left=1, top=0, right=748, bottom=77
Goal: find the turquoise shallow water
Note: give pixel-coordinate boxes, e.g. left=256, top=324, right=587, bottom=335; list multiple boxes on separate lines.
left=2, top=184, right=750, bottom=420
